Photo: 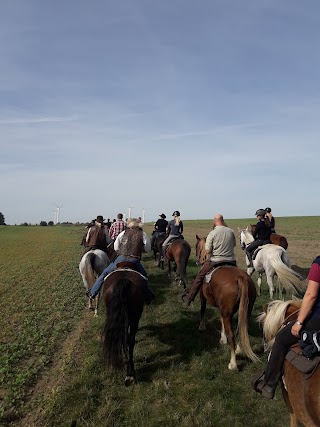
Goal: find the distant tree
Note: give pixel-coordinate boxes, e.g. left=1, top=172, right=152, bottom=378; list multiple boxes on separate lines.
left=48, top=221, right=54, bottom=226
left=0, top=212, right=6, bottom=225
left=40, top=221, right=48, bottom=226
left=20, top=222, right=29, bottom=226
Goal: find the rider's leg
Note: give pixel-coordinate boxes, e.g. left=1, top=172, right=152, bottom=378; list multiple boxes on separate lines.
left=88, top=256, right=123, bottom=298
left=185, top=260, right=213, bottom=304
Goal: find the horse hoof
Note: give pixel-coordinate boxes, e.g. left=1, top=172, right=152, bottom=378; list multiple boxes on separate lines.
left=228, top=362, right=238, bottom=371
left=124, top=376, right=136, bottom=387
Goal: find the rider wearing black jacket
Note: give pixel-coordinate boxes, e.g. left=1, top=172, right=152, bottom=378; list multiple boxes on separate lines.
left=246, top=209, right=272, bottom=267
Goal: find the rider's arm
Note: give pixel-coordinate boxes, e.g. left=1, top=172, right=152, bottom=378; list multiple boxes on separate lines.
left=291, top=263, right=320, bottom=337
left=205, top=231, right=214, bottom=256
left=114, top=230, right=125, bottom=251
left=180, top=221, right=183, bottom=234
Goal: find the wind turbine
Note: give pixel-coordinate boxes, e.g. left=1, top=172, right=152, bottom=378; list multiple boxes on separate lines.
left=53, top=209, right=57, bottom=225
left=128, top=205, right=134, bottom=219
left=56, top=204, right=63, bottom=224
left=142, top=208, right=147, bottom=224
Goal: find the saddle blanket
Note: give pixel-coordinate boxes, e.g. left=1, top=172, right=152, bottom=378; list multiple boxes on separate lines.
left=286, top=347, right=320, bottom=374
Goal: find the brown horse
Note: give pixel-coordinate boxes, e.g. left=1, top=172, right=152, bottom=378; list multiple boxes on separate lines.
left=259, top=299, right=320, bottom=427
left=195, top=236, right=258, bottom=370
left=165, top=238, right=191, bottom=288
left=250, top=224, right=288, bottom=250
left=153, top=233, right=166, bottom=270
left=102, top=267, right=147, bottom=386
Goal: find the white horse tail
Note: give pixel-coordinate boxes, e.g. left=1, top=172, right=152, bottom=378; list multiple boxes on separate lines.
left=269, top=250, right=306, bottom=296
left=238, top=274, right=259, bottom=362
left=79, top=252, right=96, bottom=289
left=257, top=299, right=302, bottom=350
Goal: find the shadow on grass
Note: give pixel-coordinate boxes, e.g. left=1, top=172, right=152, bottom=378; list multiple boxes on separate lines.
left=291, top=264, right=310, bottom=279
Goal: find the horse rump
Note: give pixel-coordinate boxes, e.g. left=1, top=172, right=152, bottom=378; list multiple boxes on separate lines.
left=103, top=278, right=131, bottom=369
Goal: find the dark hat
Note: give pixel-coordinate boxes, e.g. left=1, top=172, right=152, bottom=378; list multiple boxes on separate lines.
left=255, top=209, right=266, bottom=217
left=172, top=210, right=180, bottom=216
left=265, top=207, right=272, bottom=213
left=159, top=213, right=166, bottom=219
left=96, top=215, right=104, bottom=223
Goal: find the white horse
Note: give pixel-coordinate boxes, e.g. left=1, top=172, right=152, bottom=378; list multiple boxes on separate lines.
left=79, top=249, right=110, bottom=317
left=239, top=228, right=305, bottom=300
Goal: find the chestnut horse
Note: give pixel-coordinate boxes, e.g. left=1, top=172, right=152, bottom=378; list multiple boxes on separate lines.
left=251, top=224, right=288, bottom=250
left=258, top=299, right=320, bottom=427
left=102, top=268, right=147, bottom=386
left=165, top=238, right=191, bottom=288
left=195, top=236, right=258, bottom=370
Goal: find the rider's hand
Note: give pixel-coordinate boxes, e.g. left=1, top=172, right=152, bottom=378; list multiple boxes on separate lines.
left=291, top=322, right=303, bottom=337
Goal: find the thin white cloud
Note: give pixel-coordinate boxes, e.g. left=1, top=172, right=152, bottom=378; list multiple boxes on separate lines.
left=0, top=116, right=78, bottom=125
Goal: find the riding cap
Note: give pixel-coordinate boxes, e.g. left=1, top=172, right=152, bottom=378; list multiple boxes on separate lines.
left=159, top=213, right=166, bottom=219
left=265, top=207, right=272, bottom=213
left=172, top=210, right=180, bottom=216
left=255, top=209, right=266, bottom=217
left=96, top=215, right=105, bottom=223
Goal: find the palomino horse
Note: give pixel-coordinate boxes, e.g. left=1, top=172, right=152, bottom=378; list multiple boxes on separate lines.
left=239, top=228, right=305, bottom=299
left=250, top=224, right=288, bottom=250
left=165, top=238, right=191, bottom=288
left=195, top=236, right=258, bottom=370
left=258, top=299, right=320, bottom=427
left=79, top=249, right=110, bottom=317
left=153, top=233, right=166, bottom=269
left=102, top=268, right=147, bottom=386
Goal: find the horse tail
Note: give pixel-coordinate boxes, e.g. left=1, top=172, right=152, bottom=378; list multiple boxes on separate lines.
left=269, top=250, right=305, bottom=296
left=176, top=242, right=190, bottom=285
left=103, top=278, right=130, bottom=369
left=79, top=252, right=96, bottom=289
left=237, top=274, right=259, bottom=362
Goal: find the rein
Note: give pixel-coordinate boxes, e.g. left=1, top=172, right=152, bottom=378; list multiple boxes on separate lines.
left=283, top=308, right=300, bottom=325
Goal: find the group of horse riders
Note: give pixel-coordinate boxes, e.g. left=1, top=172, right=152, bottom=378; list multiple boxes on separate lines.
left=81, top=207, right=320, bottom=403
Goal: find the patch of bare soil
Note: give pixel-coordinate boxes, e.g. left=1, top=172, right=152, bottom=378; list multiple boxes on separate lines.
left=17, top=307, right=93, bottom=427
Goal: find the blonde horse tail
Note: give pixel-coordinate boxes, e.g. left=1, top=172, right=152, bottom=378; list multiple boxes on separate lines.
left=270, top=250, right=306, bottom=296
left=238, top=274, right=259, bottom=362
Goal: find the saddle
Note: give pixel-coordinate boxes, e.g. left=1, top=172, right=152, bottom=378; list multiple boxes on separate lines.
left=116, top=261, right=139, bottom=271
left=164, top=235, right=184, bottom=255
left=286, top=343, right=320, bottom=376
left=204, top=263, right=235, bottom=283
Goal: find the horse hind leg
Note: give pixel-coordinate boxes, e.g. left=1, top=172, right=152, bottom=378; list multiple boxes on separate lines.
left=257, top=273, right=262, bottom=296
left=124, top=324, right=138, bottom=387
left=221, top=315, right=237, bottom=371
left=266, top=274, right=275, bottom=300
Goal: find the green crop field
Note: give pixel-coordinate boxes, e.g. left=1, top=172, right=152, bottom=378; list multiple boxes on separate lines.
left=1, top=217, right=320, bottom=427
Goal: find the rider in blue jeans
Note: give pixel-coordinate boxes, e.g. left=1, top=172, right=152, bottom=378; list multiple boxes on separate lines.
left=86, top=218, right=155, bottom=304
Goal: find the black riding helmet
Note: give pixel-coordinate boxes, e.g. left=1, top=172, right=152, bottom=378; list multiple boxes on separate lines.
left=172, top=210, right=180, bottom=216
left=255, top=209, right=266, bottom=217
left=265, top=207, right=272, bottom=213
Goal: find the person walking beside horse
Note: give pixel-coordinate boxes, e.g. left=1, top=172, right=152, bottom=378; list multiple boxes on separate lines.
left=86, top=218, right=155, bottom=304
left=183, top=214, right=236, bottom=305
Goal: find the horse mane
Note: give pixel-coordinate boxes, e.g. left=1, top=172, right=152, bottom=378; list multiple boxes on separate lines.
left=257, top=299, right=302, bottom=350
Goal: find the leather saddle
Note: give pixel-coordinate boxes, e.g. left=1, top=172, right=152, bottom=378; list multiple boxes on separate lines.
left=286, top=343, right=320, bottom=375
left=204, top=263, right=235, bottom=283
left=116, top=261, right=139, bottom=271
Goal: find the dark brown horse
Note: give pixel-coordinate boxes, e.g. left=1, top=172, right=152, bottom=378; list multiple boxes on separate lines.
left=195, top=236, right=258, bottom=370
left=165, top=238, right=191, bottom=288
left=259, top=300, right=320, bottom=427
left=102, top=268, right=147, bottom=386
left=153, top=233, right=166, bottom=269
left=250, top=224, right=288, bottom=250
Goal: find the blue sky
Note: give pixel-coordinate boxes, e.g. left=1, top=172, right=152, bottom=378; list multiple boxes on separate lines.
left=1, top=1, right=319, bottom=224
